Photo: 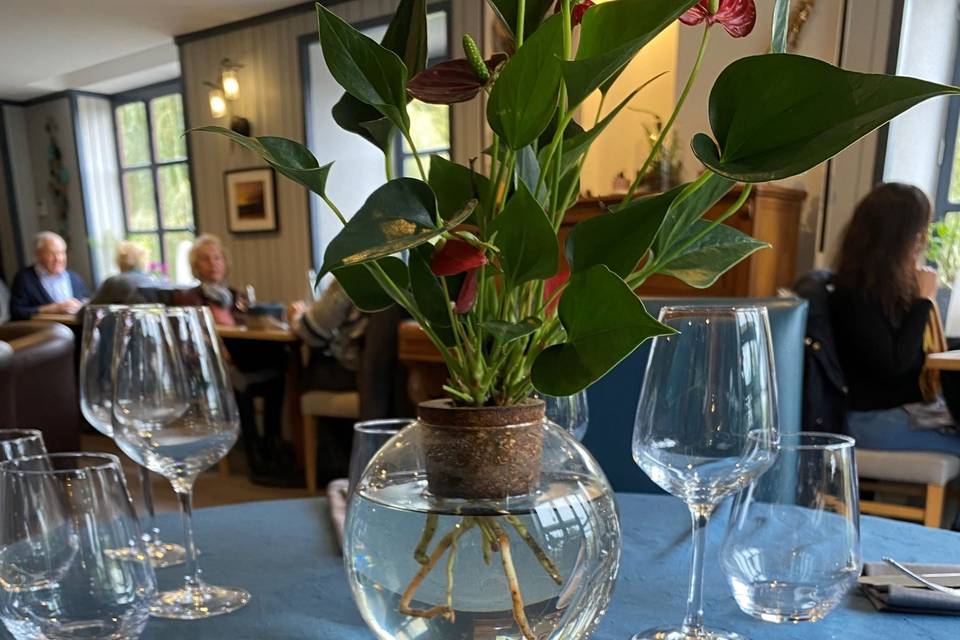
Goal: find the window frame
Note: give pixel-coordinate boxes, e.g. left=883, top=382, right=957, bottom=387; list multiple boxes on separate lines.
left=935, top=48, right=960, bottom=220
left=111, top=79, right=194, bottom=274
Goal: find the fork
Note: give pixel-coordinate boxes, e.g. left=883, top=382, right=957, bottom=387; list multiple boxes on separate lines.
left=883, top=557, right=960, bottom=598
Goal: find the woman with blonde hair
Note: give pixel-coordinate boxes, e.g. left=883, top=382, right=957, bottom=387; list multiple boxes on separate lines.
left=87, top=240, right=160, bottom=305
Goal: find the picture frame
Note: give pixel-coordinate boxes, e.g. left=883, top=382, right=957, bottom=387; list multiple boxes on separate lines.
left=224, top=167, right=278, bottom=233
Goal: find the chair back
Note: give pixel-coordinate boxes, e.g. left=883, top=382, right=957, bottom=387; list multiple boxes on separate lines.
left=583, top=297, right=808, bottom=493
left=0, top=322, right=80, bottom=452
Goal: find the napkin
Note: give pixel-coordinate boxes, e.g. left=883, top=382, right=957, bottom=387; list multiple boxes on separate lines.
left=860, top=562, right=960, bottom=614
left=327, top=478, right=349, bottom=552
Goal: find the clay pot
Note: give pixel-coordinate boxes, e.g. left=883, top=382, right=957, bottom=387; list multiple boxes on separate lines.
left=417, top=398, right=544, bottom=500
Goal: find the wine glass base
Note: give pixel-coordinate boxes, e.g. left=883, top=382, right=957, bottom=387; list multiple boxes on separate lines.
left=146, top=542, right=187, bottom=568
left=150, top=584, right=251, bottom=620
left=632, top=626, right=746, bottom=640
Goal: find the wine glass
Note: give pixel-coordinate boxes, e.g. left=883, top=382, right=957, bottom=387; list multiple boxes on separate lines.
left=721, top=433, right=861, bottom=623
left=112, top=305, right=249, bottom=619
left=632, top=306, right=780, bottom=640
left=544, top=391, right=590, bottom=440
left=0, top=429, right=46, bottom=461
left=0, top=453, right=156, bottom=640
left=80, top=304, right=186, bottom=568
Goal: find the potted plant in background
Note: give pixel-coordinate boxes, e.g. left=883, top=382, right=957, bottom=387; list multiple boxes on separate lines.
left=196, top=0, right=959, bottom=636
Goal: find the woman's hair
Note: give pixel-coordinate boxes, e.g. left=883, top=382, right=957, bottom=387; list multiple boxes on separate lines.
left=836, top=183, right=931, bottom=320
left=188, top=234, right=230, bottom=279
left=115, top=240, right=149, bottom=272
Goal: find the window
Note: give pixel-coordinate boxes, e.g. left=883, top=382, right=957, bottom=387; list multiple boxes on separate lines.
left=113, top=83, right=195, bottom=284
left=303, top=8, right=450, bottom=270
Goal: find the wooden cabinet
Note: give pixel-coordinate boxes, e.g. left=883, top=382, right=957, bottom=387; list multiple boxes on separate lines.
left=564, top=184, right=806, bottom=298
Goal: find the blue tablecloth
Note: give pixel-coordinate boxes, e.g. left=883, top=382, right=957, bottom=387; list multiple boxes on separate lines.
left=11, top=494, right=960, bottom=639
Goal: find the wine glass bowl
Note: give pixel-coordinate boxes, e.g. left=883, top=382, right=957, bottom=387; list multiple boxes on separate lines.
left=632, top=306, right=780, bottom=640
left=0, top=429, right=46, bottom=461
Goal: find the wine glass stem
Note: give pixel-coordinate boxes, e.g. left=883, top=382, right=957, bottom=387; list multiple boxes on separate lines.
left=139, top=466, right=160, bottom=541
left=682, top=503, right=716, bottom=636
left=176, top=487, right=203, bottom=591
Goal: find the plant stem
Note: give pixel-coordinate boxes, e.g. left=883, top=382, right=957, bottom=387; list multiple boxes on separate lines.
left=402, top=129, right=429, bottom=184
left=623, top=23, right=711, bottom=204
left=320, top=194, right=348, bottom=226
left=516, top=0, right=527, bottom=48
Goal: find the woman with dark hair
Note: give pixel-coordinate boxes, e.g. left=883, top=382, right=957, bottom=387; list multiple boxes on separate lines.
left=832, top=182, right=960, bottom=454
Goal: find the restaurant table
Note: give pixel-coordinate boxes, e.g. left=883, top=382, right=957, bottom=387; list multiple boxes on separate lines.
left=10, top=493, right=940, bottom=640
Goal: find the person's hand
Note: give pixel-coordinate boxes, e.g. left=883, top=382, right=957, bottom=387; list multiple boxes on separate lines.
left=916, top=266, right=939, bottom=301
left=58, top=299, right=84, bottom=314
left=287, top=301, right=307, bottom=324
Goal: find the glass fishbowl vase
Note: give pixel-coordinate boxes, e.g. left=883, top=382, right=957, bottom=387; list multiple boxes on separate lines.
left=343, top=398, right=621, bottom=640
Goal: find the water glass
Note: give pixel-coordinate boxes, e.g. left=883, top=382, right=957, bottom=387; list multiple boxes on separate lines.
left=80, top=304, right=186, bottom=568
left=632, top=306, right=780, bottom=640
left=347, top=419, right=412, bottom=494
left=721, top=432, right=861, bottom=623
left=0, top=453, right=156, bottom=640
left=544, top=391, right=590, bottom=440
left=0, top=429, right=46, bottom=461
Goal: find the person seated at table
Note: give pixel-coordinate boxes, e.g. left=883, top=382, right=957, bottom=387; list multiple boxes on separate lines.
left=288, top=278, right=366, bottom=393
left=87, top=240, right=161, bottom=305
left=175, top=234, right=294, bottom=485
left=10, top=232, right=90, bottom=320
left=831, top=183, right=960, bottom=455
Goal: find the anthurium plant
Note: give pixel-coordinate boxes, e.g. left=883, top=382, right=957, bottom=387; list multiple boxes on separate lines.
left=197, top=0, right=960, bottom=409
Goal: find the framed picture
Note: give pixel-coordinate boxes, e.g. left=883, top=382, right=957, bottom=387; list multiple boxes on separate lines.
left=225, top=167, right=278, bottom=233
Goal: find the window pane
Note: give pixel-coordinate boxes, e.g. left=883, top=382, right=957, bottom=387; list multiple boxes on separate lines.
left=404, top=100, right=449, bottom=153
left=150, top=94, right=187, bottom=163
left=123, top=169, right=158, bottom=231
left=158, top=163, right=194, bottom=228
left=163, top=231, right=195, bottom=285
left=115, top=102, right=150, bottom=167
left=126, top=233, right=161, bottom=272
left=402, top=152, right=448, bottom=178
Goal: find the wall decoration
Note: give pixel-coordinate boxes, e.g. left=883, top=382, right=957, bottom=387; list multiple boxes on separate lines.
left=45, top=118, right=70, bottom=241
left=224, top=167, right=277, bottom=233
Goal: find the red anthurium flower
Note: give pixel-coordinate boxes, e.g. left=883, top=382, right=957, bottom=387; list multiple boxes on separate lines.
left=407, top=54, right=507, bottom=105
left=553, top=0, right=595, bottom=27
left=454, top=269, right=480, bottom=314
left=543, top=264, right=569, bottom=315
left=679, top=0, right=756, bottom=38
left=430, top=239, right=488, bottom=277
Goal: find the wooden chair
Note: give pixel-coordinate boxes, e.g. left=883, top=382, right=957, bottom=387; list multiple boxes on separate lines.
left=856, top=449, right=959, bottom=527
left=301, top=391, right=360, bottom=493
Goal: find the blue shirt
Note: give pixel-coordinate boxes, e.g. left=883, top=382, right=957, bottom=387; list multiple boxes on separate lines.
left=34, top=265, right=73, bottom=302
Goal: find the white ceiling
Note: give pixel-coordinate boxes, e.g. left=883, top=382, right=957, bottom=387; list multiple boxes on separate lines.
left=0, top=0, right=307, bottom=101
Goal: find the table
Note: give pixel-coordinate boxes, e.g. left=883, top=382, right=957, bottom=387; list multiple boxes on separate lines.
left=927, top=350, right=960, bottom=371
left=30, top=311, right=80, bottom=326
left=64, top=494, right=953, bottom=640
left=29, top=312, right=298, bottom=343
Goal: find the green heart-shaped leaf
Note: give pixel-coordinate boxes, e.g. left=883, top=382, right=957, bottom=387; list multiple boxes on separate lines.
left=652, top=173, right=735, bottom=260
left=482, top=318, right=542, bottom=343
left=487, top=13, right=564, bottom=149
left=515, top=145, right=547, bottom=205
left=316, top=4, right=410, bottom=131
left=658, top=222, right=769, bottom=288
left=333, top=257, right=409, bottom=312
left=532, top=265, right=674, bottom=396
left=428, top=155, right=491, bottom=225
left=320, top=178, right=476, bottom=276
left=694, top=54, right=960, bottom=182
left=490, top=182, right=558, bottom=289
left=566, top=189, right=677, bottom=278
left=191, top=127, right=332, bottom=196
left=562, top=0, right=698, bottom=108
left=486, top=0, right=554, bottom=42
left=330, top=0, right=427, bottom=151
left=409, top=244, right=457, bottom=345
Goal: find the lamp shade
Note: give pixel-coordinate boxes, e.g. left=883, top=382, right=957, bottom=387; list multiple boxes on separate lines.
left=209, top=89, right=227, bottom=119
left=221, top=69, right=240, bottom=101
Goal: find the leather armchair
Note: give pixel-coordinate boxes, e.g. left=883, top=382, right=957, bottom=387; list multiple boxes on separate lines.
left=0, top=322, right=80, bottom=453
left=583, top=297, right=808, bottom=493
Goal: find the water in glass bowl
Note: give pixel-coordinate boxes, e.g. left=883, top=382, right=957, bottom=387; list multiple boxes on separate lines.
left=345, top=475, right=619, bottom=640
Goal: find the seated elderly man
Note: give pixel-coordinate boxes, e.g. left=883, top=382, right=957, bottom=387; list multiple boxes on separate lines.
left=10, top=232, right=90, bottom=320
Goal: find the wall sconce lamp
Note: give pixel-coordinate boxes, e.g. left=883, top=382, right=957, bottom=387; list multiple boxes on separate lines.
left=205, top=58, right=249, bottom=135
